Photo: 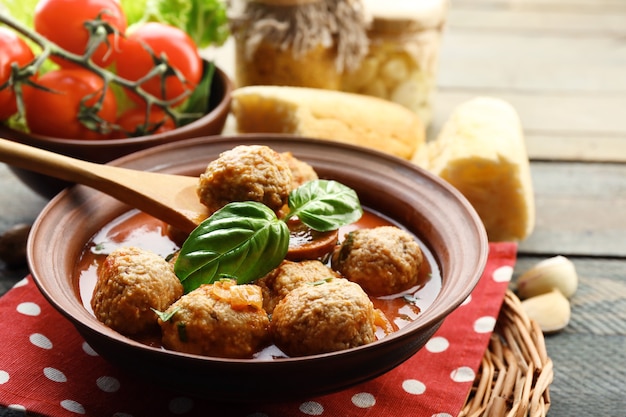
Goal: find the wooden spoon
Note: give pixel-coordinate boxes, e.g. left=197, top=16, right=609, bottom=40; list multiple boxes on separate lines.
left=0, top=138, right=208, bottom=234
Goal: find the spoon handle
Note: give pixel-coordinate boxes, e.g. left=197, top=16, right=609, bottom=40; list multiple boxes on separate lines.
left=0, top=137, right=107, bottom=184
left=0, top=138, right=206, bottom=233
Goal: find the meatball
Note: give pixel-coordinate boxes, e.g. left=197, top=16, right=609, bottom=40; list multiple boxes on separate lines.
left=91, top=246, right=183, bottom=335
left=280, top=151, right=318, bottom=189
left=331, top=226, right=423, bottom=296
left=270, top=278, right=377, bottom=357
left=159, top=280, right=270, bottom=358
left=256, top=260, right=340, bottom=314
left=197, top=145, right=293, bottom=214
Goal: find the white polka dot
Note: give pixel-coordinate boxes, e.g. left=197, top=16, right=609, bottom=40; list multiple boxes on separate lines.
left=82, top=342, right=98, bottom=356
left=97, top=376, right=121, bottom=393
left=13, top=278, right=28, bottom=288
left=44, top=367, right=67, bottom=383
left=0, top=370, right=9, bottom=384
left=60, top=399, right=86, bottom=414
left=461, top=294, right=471, bottom=306
left=17, top=302, right=41, bottom=316
left=169, top=397, right=194, bottom=414
left=351, top=392, right=376, bottom=408
left=493, top=265, right=513, bottom=282
left=299, top=401, right=324, bottom=416
left=8, top=404, right=26, bottom=412
left=474, top=316, right=497, bottom=333
left=402, top=379, right=426, bottom=395
left=451, top=366, right=475, bottom=383
left=30, top=333, right=53, bottom=349
left=432, top=414, right=453, bottom=417
left=425, top=336, right=449, bottom=353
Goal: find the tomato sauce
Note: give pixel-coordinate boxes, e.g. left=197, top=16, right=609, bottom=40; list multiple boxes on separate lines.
left=75, top=208, right=442, bottom=357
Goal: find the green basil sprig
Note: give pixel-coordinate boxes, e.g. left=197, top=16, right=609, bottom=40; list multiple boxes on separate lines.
left=174, top=179, right=362, bottom=292
left=286, top=178, right=363, bottom=232
left=174, top=201, right=289, bottom=293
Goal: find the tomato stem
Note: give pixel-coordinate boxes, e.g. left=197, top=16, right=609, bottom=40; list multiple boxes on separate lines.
left=0, top=11, right=210, bottom=137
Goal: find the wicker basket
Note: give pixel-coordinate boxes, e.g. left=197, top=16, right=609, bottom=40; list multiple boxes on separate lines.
left=460, top=290, right=554, bottom=417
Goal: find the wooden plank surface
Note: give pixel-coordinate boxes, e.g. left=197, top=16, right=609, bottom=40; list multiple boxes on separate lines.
left=450, top=0, right=626, bottom=12
left=433, top=0, right=626, bottom=162
left=430, top=92, right=626, bottom=162
left=0, top=165, right=47, bottom=232
left=0, top=165, right=47, bottom=296
left=438, top=32, right=626, bottom=94
left=519, top=161, right=626, bottom=257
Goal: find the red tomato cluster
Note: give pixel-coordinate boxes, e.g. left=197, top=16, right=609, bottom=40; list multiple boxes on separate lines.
left=0, top=0, right=203, bottom=139
left=0, top=27, right=35, bottom=120
left=34, top=0, right=128, bottom=69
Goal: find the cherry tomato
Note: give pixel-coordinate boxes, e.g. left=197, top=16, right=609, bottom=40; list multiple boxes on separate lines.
left=115, top=22, right=202, bottom=107
left=34, top=0, right=127, bottom=68
left=113, top=107, right=175, bottom=138
left=0, top=28, right=36, bottom=120
left=23, top=68, right=117, bottom=139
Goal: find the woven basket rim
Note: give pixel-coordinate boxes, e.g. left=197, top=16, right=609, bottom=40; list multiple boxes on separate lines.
left=460, top=290, right=554, bottom=417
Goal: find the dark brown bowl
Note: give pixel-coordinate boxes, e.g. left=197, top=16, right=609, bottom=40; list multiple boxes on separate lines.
left=27, top=135, right=488, bottom=402
left=0, top=64, right=233, bottom=199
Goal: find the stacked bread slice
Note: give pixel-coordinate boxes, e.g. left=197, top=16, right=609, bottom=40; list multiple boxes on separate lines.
left=231, top=85, right=426, bottom=160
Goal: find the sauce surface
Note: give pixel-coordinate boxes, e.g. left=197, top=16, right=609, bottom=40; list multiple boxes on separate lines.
left=75, top=208, right=442, bottom=357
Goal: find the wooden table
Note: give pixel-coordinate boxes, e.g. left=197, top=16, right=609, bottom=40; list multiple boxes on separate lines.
left=1, top=0, right=625, bottom=415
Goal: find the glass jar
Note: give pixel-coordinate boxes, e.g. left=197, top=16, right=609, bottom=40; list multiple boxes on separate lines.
left=342, top=0, right=449, bottom=127
left=229, top=0, right=369, bottom=90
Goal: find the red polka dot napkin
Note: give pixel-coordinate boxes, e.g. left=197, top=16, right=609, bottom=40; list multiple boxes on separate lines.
left=0, top=242, right=517, bottom=417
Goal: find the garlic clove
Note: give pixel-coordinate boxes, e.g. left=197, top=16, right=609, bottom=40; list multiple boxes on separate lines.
left=516, top=255, right=578, bottom=299
left=521, top=289, right=571, bottom=333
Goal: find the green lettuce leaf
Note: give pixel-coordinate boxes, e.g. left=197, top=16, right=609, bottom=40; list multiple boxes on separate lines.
left=1, top=0, right=38, bottom=28
left=120, top=0, right=229, bottom=48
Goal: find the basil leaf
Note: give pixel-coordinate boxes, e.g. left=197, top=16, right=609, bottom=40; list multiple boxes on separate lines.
left=180, top=60, right=214, bottom=120
left=288, top=180, right=363, bottom=232
left=174, top=201, right=289, bottom=292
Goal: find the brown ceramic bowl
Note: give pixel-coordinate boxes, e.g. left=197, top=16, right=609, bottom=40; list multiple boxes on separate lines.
left=27, top=135, right=488, bottom=402
left=0, top=64, right=233, bottom=199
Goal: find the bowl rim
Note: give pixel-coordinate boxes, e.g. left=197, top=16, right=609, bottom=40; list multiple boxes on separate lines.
left=0, top=65, right=233, bottom=147
left=27, top=134, right=489, bottom=366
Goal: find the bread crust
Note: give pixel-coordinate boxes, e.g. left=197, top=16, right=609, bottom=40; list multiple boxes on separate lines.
left=232, top=85, right=426, bottom=159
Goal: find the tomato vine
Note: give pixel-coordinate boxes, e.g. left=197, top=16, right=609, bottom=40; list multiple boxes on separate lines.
left=0, top=4, right=214, bottom=138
